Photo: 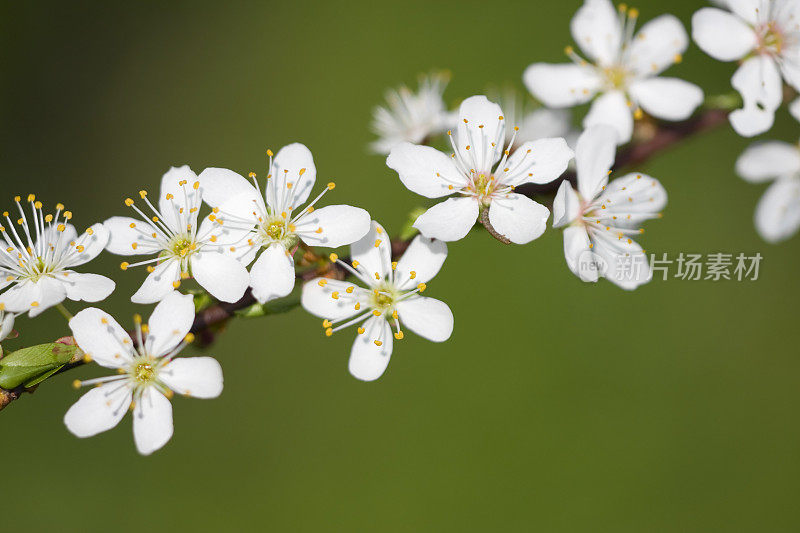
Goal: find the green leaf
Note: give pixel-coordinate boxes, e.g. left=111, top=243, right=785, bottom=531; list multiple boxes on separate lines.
left=0, top=363, right=60, bottom=389
left=0, top=343, right=77, bottom=367
left=0, top=343, right=80, bottom=389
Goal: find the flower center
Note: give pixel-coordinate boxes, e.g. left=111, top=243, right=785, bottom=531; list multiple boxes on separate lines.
left=258, top=217, right=299, bottom=249
left=758, top=23, right=786, bottom=55
left=468, top=173, right=498, bottom=206
left=602, top=65, right=629, bottom=90
left=168, top=235, right=195, bottom=258
left=370, top=283, right=399, bottom=312
left=265, top=220, right=285, bottom=240
left=132, top=360, right=157, bottom=384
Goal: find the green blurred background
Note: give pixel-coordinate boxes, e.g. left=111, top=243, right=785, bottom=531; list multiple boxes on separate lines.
left=1, top=1, right=799, bottom=531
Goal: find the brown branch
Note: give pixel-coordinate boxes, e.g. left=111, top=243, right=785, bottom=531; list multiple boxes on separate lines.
left=0, top=109, right=729, bottom=411
left=514, top=108, right=730, bottom=198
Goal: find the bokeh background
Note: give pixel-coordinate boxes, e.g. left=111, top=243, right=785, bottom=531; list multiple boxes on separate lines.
left=1, top=1, right=799, bottom=531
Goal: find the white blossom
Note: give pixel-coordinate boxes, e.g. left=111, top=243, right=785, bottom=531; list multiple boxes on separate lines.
left=302, top=221, right=453, bottom=381
left=64, top=292, right=223, bottom=456
left=198, top=144, right=371, bottom=304
left=791, top=96, right=800, bottom=121
left=0, top=309, right=14, bottom=343
left=0, top=195, right=114, bottom=317
left=736, top=138, right=800, bottom=242
left=553, top=125, right=667, bottom=289
left=387, top=95, right=573, bottom=243
left=692, top=0, right=800, bottom=136
left=525, top=0, right=703, bottom=144
left=104, top=166, right=250, bottom=304
left=370, top=71, right=455, bottom=155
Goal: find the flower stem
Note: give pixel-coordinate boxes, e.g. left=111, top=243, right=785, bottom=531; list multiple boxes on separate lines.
left=55, top=303, right=73, bottom=321
left=478, top=209, right=511, bottom=245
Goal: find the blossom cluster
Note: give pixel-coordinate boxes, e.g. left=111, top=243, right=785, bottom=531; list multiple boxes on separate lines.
left=1, top=0, right=798, bottom=455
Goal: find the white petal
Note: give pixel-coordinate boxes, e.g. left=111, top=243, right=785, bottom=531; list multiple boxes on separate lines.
left=791, top=97, right=800, bottom=122
left=69, top=307, right=134, bottom=368
left=456, top=95, right=505, bottom=173
left=0, top=278, right=67, bottom=317
left=570, top=0, right=622, bottom=65
left=780, top=55, right=800, bottom=92
left=499, top=138, right=573, bottom=187
left=736, top=141, right=800, bottom=182
left=553, top=181, right=581, bottom=228
left=584, top=91, right=633, bottom=144
left=591, top=233, right=652, bottom=290
left=516, top=108, right=574, bottom=142
left=159, top=357, right=223, bottom=399
left=575, top=125, right=617, bottom=200
left=726, top=0, right=761, bottom=25
left=198, top=215, right=253, bottom=252
left=269, top=143, right=316, bottom=209
left=730, top=56, right=783, bottom=137
left=730, top=108, right=776, bottom=138
left=412, top=197, right=479, bottom=242
left=348, top=316, right=393, bottom=382
left=197, top=167, right=263, bottom=215
left=395, top=296, right=453, bottom=342
left=0, top=282, right=37, bottom=314
left=0, top=273, right=14, bottom=292
left=488, top=193, right=550, bottom=245
left=249, top=243, right=295, bottom=303
left=301, top=278, right=366, bottom=321
left=563, top=225, right=598, bottom=282
left=523, top=63, right=601, bottom=107
left=629, top=77, right=704, bottom=120
left=64, top=382, right=132, bottom=438
left=691, top=8, right=756, bottom=61
left=158, top=165, right=200, bottom=232
left=145, top=291, right=195, bottom=357
left=133, top=387, right=174, bottom=456
left=0, top=312, right=15, bottom=342
left=628, top=15, right=689, bottom=76
left=131, top=259, right=182, bottom=304
left=350, top=220, right=392, bottom=281
left=754, top=178, right=800, bottom=243
left=394, top=235, right=448, bottom=290
left=295, top=205, right=371, bottom=248
left=103, top=216, right=162, bottom=256
left=386, top=142, right=467, bottom=198
left=190, top=250, right=249, bottom=303
left=599, top=172, right=668, bottom=225
left=55, top=272, right=115, bottom=303
left=64, top=223, right=110, bottom=267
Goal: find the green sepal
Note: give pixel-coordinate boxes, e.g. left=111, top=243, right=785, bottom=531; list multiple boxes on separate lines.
left=23, top=364, right=67, bottom=387
left=189, top=289, right=215, bottom=314
left=399, top=207, right=427, bottom=242
left=235, top=288, right=302, bottom=318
